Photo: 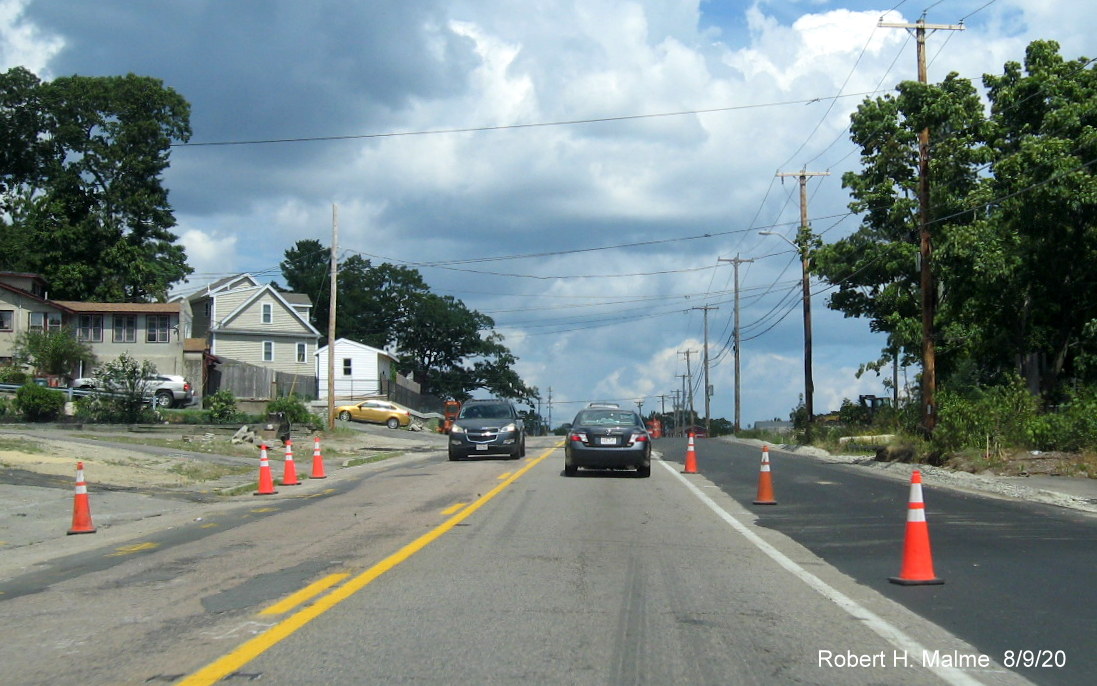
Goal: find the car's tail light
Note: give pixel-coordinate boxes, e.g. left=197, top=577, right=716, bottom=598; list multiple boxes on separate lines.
left=628, top=432, right=649, bottom=445
left=569, top=432, right=587, bottom=443
left=184, top=382, right=191, bottom=392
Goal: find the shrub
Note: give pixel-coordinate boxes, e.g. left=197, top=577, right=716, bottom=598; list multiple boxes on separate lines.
left=266, top=394, right=323, bottom=431
left=205, top=389, right=243, bottom=423
left=933, top=377, right=1039, bottom=453
left=14, top=383, right=66, bottom=422
left=0, top=366, right=28, bottom=384
left=1029, top=386, right=1097, bottom=452
left=81, top=353, right=160, bottom=424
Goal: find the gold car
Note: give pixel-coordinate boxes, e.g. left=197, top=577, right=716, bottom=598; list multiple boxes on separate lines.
left=334, top=399, right=411, bottom=429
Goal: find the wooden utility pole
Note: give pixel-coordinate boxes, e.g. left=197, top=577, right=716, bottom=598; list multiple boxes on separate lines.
left=718, top=256, right=753, bottom=432
left=326, top=204, right=338, bottom=429
left=676, top=374, right=688, bottom=435
left=879, top=16, right=964, bottom=433
left=678, top=350, right=697, bottom=430
left=774, top=170, right=828, bottom=439
left=692, top=305, right=719, bottom=435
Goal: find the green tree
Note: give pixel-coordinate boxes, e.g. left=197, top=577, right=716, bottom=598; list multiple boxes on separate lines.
left=11, top=327, right=96, bottom=379
left=396, top=292, right=537, bottom=401
left=818, top=40, right=1097, bottom=410
left=280, top=240, right=430, bottom=347
left=0, top=68, right=192, bottom=301
left=280, top=240, right=536, bottom=401
left=967, top=41, right=1097, bottom=394
left=814, top=72, right=989, bottom=385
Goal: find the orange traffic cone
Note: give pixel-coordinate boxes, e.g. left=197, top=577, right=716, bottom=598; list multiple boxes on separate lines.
left=753, top=445, right=777, bottom=505
left=682, top=432, right=698, bottom=474
left=310, top=436, right=327, bottom=479
left=255, top=444, right=279, bottom=496
left=67, top=461, right=97, bottom=535
left=889, top=470, right=944, bottom=585
left=282, top=439, right=300, bottom=485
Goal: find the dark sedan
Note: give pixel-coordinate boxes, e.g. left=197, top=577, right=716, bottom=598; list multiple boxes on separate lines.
left=564, top=408, right=651, bottom=477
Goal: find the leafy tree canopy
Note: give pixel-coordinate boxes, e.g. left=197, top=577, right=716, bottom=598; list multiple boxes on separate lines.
left=0, top=67, right=193, bottom=302
left=11, top=327, right=96, bottom=378
left=814, top=40, right=1096, bottom=400
left=280, top=240, right=537, bottom=402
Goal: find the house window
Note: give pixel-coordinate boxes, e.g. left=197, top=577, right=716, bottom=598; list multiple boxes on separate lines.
left=113, top=315, right=137, bottom=343
left=263, top=341, right=274, bottom=362
left=296, top=343, right=307, bottom=363
left=147, top=315, right=171, bottom=343
left=28, top=312, right=63, bottom=332
left=261, top=303, right=273, bottom=324
left=0, top=310, right=14, bottom=331
left=77, top=315, right=103, bottom=342
left=204, top=300, right=211, bottom=317
left=342, top=358, right=353, bottom=376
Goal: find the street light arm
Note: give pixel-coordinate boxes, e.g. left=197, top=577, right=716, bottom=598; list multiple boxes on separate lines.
left=758, top=230, right=798, bottom=250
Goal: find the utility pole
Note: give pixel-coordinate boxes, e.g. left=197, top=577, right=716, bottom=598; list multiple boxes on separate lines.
left=692, top=306, right=719, bottom=435
left=879, top=15, right=964, bottom=434
left=773, top=169, right=828, bottom=440
left=326, top=204, right=338, bottom=430
left=679, top=350, right=697, bottom=430
left=718, top=256, right=754, bottom=432
left=676, top=376, right=688, bottom=436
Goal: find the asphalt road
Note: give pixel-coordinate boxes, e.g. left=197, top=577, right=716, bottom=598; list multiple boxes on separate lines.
left=680, top=437, right=1097, bottom=686
left=0, top=434, right=1085, bottom=685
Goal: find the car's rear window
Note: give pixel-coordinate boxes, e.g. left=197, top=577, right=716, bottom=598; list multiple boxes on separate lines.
left=575, top=410, right=640, bottom=426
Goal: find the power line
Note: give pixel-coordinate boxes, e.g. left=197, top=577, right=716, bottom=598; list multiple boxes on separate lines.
left=172, top=91, right=891, bottom=148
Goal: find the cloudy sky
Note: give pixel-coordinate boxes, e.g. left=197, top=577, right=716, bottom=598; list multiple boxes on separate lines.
left=3, top=0, right=1094, bottom=427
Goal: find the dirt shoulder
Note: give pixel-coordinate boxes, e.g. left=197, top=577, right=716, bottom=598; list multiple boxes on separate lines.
left=0, top=422, right=450, bottom=554
left=0, top=422, right=448, bottom=492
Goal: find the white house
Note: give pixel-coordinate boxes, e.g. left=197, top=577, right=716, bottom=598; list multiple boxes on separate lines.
left=316, top=338, right=398, bottom=401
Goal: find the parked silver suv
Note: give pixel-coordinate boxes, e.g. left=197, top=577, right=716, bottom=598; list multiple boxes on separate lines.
left=74, top=374, right=194, bottom=409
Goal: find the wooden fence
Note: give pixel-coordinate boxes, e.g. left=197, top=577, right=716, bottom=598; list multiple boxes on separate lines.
left=208, top=358, right=317, bottom=400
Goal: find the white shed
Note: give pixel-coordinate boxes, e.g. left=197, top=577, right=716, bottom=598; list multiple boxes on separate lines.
left=315, top=338, right=398, bottom=401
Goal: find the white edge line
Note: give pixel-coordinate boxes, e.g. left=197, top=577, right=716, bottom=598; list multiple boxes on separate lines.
left=658, top=458, right=987, bottom=686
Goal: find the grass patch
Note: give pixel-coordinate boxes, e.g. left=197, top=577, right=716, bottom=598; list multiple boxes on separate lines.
left=0, top=437, right=47, bottom=454
left=169, top=461, right=255, bottom=482
left=344, top=451, right=402, bottom=468
left=215, top=481, right=261, bottom=497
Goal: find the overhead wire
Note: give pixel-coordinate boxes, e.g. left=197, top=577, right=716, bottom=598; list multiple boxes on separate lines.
left=171, top=92, right=891, bottom=148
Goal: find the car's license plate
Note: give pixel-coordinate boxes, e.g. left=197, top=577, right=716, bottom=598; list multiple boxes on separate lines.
left=599, top=437, right=616, bottom=445
left=476, top=444, right=489, bottom=451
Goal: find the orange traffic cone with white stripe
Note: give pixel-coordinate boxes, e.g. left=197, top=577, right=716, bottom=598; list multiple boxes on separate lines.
left=889, top=470, right=944, bottom=585
left=67, top=461, right=97, bottom=535
left=310, top=436, right=327, bottom=479
left=255, top=444, right=278, bottom=495
left=753, top=445, right=777, bottom=505
left=281, top=439, right=300, bottom=485
left=682, top=432, right=698, bottom=474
